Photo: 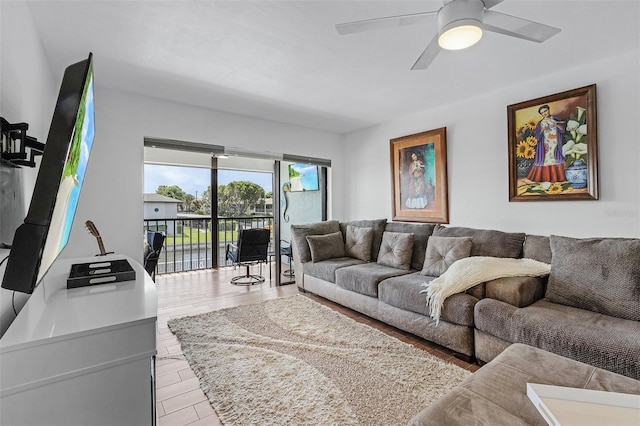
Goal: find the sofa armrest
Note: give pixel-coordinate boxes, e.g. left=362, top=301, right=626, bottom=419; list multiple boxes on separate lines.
left=484, top=276, right=546, bottom=308
left=290, top=237, right=306, bottom=289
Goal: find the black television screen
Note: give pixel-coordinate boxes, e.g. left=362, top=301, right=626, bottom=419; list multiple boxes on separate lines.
left=1, top=53, right=95, bottom=294
left=287, top=163, right=319, bottom=192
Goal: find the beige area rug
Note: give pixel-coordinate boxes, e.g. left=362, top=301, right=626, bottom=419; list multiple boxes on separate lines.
left=168, top=295, right=471, bottom=426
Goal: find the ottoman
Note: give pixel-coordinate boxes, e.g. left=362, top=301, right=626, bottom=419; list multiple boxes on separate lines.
left=408, top=343, right=640, bottom=425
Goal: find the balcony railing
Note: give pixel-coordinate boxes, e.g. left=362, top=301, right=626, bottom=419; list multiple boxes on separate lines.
left=144, top=216, right=274, bottom=275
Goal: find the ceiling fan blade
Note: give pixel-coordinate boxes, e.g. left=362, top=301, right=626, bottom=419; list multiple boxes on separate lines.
left=482, top=10, right=561, bottom=43
left=482, top=0, right=504, bottom=10
left=336, top=11, right=437, bottom=35
left=411, top=34, right=441, bottom=70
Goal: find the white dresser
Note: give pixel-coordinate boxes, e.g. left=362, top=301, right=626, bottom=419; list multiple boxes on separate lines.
left=0, top=255, right=157, bottom=426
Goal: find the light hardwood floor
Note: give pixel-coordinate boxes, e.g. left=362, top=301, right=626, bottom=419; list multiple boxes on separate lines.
left=155, top=266, right=480, bottom=426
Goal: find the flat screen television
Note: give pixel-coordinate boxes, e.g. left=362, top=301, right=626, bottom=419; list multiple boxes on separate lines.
left=287, top=163, right=319, bottom=192
left=1, top=53, right=95, bottom=294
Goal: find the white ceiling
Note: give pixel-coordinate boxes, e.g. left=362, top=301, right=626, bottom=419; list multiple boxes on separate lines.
left=26, top=0, right=640, bottom=134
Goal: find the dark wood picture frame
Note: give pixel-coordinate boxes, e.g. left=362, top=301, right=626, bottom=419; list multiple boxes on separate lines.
left=390, top=128, right=449, bottom=223
left=508, top=84, right=598, bottom=201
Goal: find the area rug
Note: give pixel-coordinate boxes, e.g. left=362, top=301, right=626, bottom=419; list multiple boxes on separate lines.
left=168, top=295, right=471, bottom=425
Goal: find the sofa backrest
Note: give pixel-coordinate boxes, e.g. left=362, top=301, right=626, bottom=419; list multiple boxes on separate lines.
left=523, top=235, right=552, bottom=263
left=384, top=222, right=436, bottom=271
left=433, top=225, right=525, bottom=258
left=545, top=235, right=640, bottom=321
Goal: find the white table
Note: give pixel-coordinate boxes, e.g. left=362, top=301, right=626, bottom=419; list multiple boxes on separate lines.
left=527, top=383, right=640, bottom=426
left=0, top=255, right=157, bottom=426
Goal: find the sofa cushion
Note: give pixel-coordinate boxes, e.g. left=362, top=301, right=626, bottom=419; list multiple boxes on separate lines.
left=474, top=299, right=640, bottom=380
left=379, top=273, right=478, bottom=327
left=335, top=263, right=412, bottom=297
left=546, top=235, right=640, bottom=321
left=377, top=231, right=414, bottom=270
left=291, top=220, right=340, bottom=263
left=306, top=231, right=345, bottom=262
left=344, top=225, right=373, bottom=261
left=303, top=257, right=365, bottom=283
left=385, top=222, right=436, bottom=271
left=523, top=234, right=552, bottom=263
left=421, top=236, right=472, bottom=277
left=340, top=219, right=387, bottom=261
left=433, top=225, right=525, bottom=258
left=485, top=276, right=545, bottom=308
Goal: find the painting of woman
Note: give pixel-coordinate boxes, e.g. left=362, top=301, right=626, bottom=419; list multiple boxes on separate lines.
left=405, top=152, right=428, bottom=208
left=527, top=104, right=567, bottom=182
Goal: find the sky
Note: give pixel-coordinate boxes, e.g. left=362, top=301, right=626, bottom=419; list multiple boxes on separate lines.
left=144, top=164, right=273, bottom=197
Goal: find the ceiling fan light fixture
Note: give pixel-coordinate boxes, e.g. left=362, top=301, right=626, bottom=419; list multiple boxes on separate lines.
left=438, top=20, right=483, bottom=50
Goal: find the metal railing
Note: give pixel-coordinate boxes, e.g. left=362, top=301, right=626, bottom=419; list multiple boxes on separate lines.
left=143, top=216, right=274, bottom=275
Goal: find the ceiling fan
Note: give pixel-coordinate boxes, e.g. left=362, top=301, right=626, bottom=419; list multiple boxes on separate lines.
left=336, top=0, right=561, bottom=70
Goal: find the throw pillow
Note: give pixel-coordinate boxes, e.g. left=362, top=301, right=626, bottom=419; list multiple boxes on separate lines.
left=306, top=231, right=346, bottom=262
left=340, top=219, right=387, bottom=261
left=344, top=225, right=374, bottom=261
left=546, top=235, right=640, bottom=321
left=376, top=231, right=414, bottom=270
left=385, top=222, right=436, bottom=271
left=420, top=236, right=472, bottom=277
left=291, top=220, right=340, bottom=263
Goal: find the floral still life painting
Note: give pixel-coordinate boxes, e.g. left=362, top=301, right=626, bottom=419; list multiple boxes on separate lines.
left=390, top=128, right=449, bottom=223
left=508, top=85, right=598, bottom=201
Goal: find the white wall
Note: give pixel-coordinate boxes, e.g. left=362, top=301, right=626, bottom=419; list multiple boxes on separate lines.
left=0, top=0, right=57, bottom=335
left=0, top=2, right=56, bottom=205
left=344, top=51, right=640, bottom=238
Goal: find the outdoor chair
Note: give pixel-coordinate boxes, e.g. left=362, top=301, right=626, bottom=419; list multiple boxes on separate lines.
left=269, top=240, right=295, bottom=282
left=226, top=228, right=271, bottom=286
left=144, top=231, right=165, bottom=282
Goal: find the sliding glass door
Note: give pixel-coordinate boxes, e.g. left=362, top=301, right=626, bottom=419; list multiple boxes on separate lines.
left=144, top=138, right=330, bottom=285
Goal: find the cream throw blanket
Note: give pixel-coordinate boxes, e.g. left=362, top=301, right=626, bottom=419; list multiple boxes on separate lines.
left=420, top=256, right=551, bottom=324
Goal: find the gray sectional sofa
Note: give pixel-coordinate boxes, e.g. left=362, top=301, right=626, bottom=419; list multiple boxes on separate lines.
left=290, top=219, right=640, bottom=380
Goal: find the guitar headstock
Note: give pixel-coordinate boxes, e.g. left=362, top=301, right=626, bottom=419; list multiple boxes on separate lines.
left=85, top=220, right=100, bottom=237
left=84, top=220, right=109, bottom=255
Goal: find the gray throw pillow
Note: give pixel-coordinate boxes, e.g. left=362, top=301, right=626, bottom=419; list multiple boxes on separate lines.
left=385, top=222, right=436, bottom=271
left=546, top=235, right=640, bottom=321
left=377, top=231, right=414, bottom=270
left=344, top=225, right=374, bottom=261
left=340, top=219, right=387, bottom=261
left=420, top=236, right=472, bottom=277
left=306, top=231, right=346, bottom=262
left=291, top=220, right=340, bottom=263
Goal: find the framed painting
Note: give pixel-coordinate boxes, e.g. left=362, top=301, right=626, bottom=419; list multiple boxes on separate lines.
left=508, top=84, right=598, bottom=201
left=390, top=128, right=449, bottom=223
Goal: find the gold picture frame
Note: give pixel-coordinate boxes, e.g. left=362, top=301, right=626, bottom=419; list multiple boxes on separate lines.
left=508, top=84, right=598, bottom=201
left=390, top=128, right=449, bottom=223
